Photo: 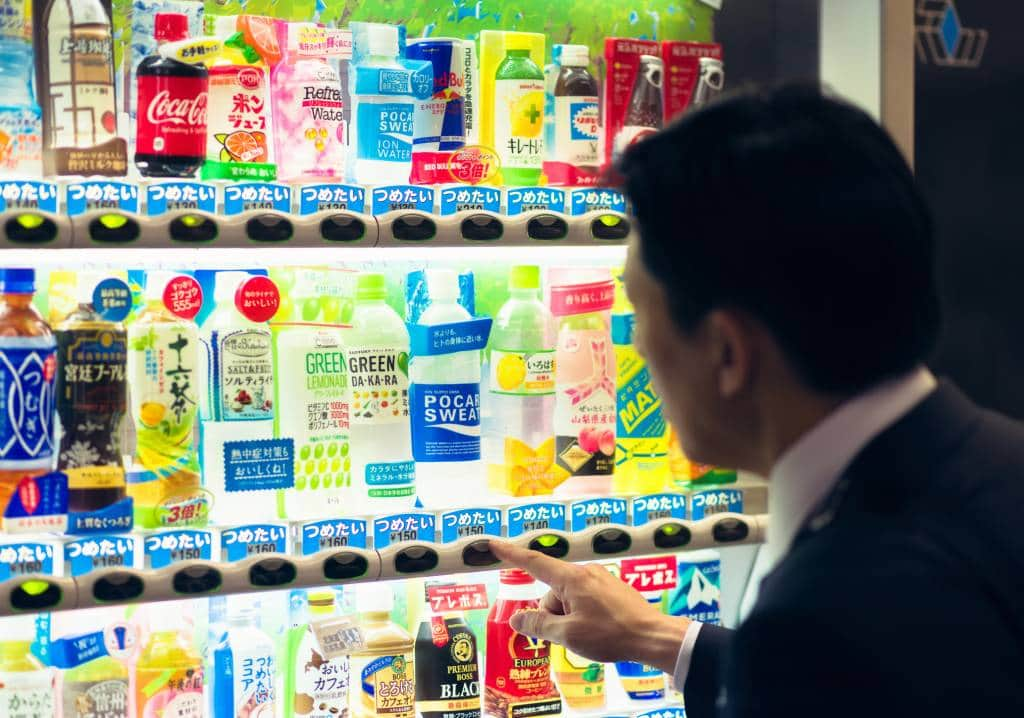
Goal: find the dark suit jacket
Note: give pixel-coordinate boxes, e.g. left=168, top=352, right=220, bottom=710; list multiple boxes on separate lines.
left=684, top=382, right=1024, bottom=717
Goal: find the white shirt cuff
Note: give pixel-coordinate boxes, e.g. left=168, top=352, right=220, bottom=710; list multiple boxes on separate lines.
left=672, top=621, right=703, bottom=692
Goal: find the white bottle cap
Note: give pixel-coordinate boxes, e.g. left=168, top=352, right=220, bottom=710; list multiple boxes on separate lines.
left=214, top=14, right=239, bottom=39
left=214, top=271, right=251, bottom=303
left=144, top=270, right=180, bottom=302
left=560, top=44, right=590, bottom=67
left=356, top=582, right=394, bottom=614
left=425, top=268, right=460, bottom=304
left=366, top=24, right=399, bottom=58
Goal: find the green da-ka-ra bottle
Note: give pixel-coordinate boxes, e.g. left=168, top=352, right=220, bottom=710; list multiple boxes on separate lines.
left=494, top=38, right=545, bottom=186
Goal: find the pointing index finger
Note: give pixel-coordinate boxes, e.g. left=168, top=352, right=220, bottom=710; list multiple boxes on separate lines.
left=489, top=540, right=574, bottom=592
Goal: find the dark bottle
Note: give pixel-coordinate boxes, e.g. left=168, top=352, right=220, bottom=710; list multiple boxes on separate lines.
left=552, top=44, right=600, bottom=171
left=55, top=274, right=127, bottom=513
left=135, top=13, right=208, bottom=177
left=613, top=54, right=663, bottom=161
left=416, top=586, right=481, bottom=718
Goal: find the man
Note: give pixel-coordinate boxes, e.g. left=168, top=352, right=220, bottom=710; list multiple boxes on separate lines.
left=491, top=84, right=1024, bottom=717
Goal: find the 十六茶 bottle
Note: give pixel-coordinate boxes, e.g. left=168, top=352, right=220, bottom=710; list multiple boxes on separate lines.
left=494, top=40, right=545, bottom=186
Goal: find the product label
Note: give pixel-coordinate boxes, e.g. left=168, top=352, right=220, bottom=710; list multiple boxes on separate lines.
left=64, top=535, right=135, bottom=577
left=63, top=678, right=130, bottom=718
left=504, top=187, right=564, bottom=216
left=356, top=653, right=415, bottom=718
left=551, top=645, right=604, bottom=711
left=220, top=523, right=288, bottom=562
left=570, top=498, right=628, bottom=532
left=0, top=109, right=42, bottom=177
left=371, top=185, right=435, bottom=215
left=365, top=462, right=416, bottom=499
left=55, top=325, right=127, bottom=491
left=0, top=683, right=55, bottom=718
left=313, top=615, right=366, bottom=659
left=162, top=275, right=203, bottom=321
left=136, top=75, right=208, bottom=158
left=690, top=489, right=743, bottom=520
left=0, top=181, right=58, bottom=214
left=553, top=96, right=598, bottom=165
left=487, top=436, right=565, bottom=498
left=223, top=183, right=291, bottom=215
left=0, top=541, right=54, bottom=580
left=137, top=665, right=203, bottom=718
left=93, top=279, right=132, bottom=323
left=372, top=512, right=436, bottom=548
left=205, top=64, right=274, bottom=181
left=416, top=616, right=481, bottom=718
left=409, top=319, right=492, bottom=357
left=427, top=584, right=490, bottom=612
left=440, top=508, right=501, bottom=543
left=2, top=472, right=68, bottom=532
left=66, top=182, right=138, bottom=217
left=568, top=189, right=627, bottom=216
left=294, top=626, right=349, bottom=718
left=490, top=350, right=554, bottom=396
left=506, top=503, right=566, bottom=538
left=620, top=556, right=678, bottom=592
left=222, top=438, right=294, bottom=493
left=484, top=610, right=560, bottom=718
left=272, top=63, right=346, bottom=181
left=146, top=182, right=217, bottom=216
left=348, top=347, right=410, bottom=425
left=669, top=557, right=721, bottom=624
left=410, top=383, right=481, bottom=463
left=549, top=282, right=614, bottom=316
left=67, top=499, right=133, bottom=535
left=613, top=662, right=665, bottom=702
left=144, top=529, right=214, bottom=569
left=494, top=79, right=545, bottom=172
left=209, top=328, right=274, bottom=421
left=299, top=184, right=366, bottom=214
left=0, top=336, right=57, bottom=469
left=357, top=101, right=415, bottom=163
left=300, top=518, right=368, bottom=554
left=631, top=493, right=686, bottom=526
left=615, top=319, right=667, bottom=475
left=554, top=330, right=616, bottom=478
left=439, top=186, right=501, bottom=215
left=213, top=644, right=275, bottom=718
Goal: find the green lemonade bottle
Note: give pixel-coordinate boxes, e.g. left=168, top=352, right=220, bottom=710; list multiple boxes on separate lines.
left=494, top=41, right=545, bottom=186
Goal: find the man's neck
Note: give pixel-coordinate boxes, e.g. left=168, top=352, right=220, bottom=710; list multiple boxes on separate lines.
left=753, top=384, right=848, bottom=478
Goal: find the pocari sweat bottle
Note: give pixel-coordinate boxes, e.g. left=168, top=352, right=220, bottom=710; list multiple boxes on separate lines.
left=410, top=269, right=483, bottom=508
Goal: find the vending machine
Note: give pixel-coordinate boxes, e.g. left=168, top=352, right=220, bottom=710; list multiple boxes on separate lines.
left=0, top=1, right=771, bottom=717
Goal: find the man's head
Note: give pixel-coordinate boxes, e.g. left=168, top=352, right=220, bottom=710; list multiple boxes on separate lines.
left=620, top=84, right=940, bottom=473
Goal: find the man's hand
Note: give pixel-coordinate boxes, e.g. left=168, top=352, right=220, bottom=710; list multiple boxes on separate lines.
left=489, top=540, right=690, bottom=673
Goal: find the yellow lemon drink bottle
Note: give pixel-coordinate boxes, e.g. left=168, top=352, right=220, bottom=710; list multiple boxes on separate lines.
left=494, top=40, right=545, bottom=186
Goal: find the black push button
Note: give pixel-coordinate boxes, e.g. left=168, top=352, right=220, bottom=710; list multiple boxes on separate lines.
left=10, top=580, right=62, bottom=611
left=323, top=552, right=369, bottom=580
left=592, top=528, right=632, bottom=555
left=461, top=215, right=503, bottom=241
left=462, top=540, right=499, bottom=567
left=88, top=214, right=140, bottom=243
left=527, top=535, right=570, bottom=559
left=526, top=215, right=568, bottom=240
left=394, top=546, right=439, bottom=573
left=712, top=517, right=750, bottom=543
left=92, top=572, right=145, bottom=602
left=169, top=215, right=218, bottom=243
left=248, top=557, right=297, bottom=587
left=246, top=214, right=293, bottom=242
left=654, top=522, right=692, bottom=549
left=320, top=215, right=366, bottom=242
left=5, top=214, right=58, bottom=244
left=392, top=215, right=437, bottom=241
left=172, top=565, right=222, bottom=595
left=590, top=215, right=631, bottom=241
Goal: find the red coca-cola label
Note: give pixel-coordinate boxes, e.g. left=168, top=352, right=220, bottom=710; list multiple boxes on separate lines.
left=136, top=75, right=209, bottom=157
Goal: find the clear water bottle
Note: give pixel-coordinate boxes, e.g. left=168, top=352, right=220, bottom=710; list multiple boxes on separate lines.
left=410, top=269, right=483, bottom=508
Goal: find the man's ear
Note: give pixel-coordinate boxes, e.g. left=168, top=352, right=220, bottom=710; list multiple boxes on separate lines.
left=706, top=308, right=756, bottom=399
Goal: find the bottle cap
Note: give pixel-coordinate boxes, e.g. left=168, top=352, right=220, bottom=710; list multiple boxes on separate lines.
left=154, top=13, right=190, bottom=43
left=499, top=568, right=535, bottom=585
left=0, top=268, right=34, bottom=294
left=214, top=271, right=252, bottom=303
left=214, top=14, right=239, bottom=38
left=307, top=590, right=336, bottom=615
left=425, top=268, right=460, bottom=304
left=366, top=24, right=399, bottom=58
left=505, top=35, right=533, bottom=52
left=560, top=44, right=589, bottom=67
left=509, top=265, right=540, bottom=291
left=356, top=272, right=387, bottom=302
left=357, top=582, right=394, bottom=614
left=144, top=270, right=179, bottom=302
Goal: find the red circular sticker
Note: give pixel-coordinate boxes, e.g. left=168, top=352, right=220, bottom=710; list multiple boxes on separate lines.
left=447, top=145, right=500, bottom=185
left=162, top=275, right=203, bottom=320
left=235, top=275, right=281, bottom=323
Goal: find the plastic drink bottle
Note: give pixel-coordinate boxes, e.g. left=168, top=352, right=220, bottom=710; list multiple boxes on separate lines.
left=348, top=273, right=415, bottom=514
left=614, top=595, right=665, bottom=706
left=0, top=37, right=41, bottom=175
left=494, top=41, right=545, bottom=186
left=0, top=617, right=55, bottom=718
left=135, top=13, right=209, bottom=177
left=61, top=608, right=130, bottom=718
left=409, top=269, right=482, bottom=509
left=285, top=590, right=350, bottom=718
left=350, top=583, right=416, bottom=718
left=484, top=570, right=561, bottom=718
left=551, top=44, right=599, bottom=173
left=550, top=271, right=616, bottom=496
left=55, top=272, right=127, bottom=514
left=484, top=265, right=561, bottom=497
left=213, top=605, right=277, bottom=718
left=126, top=271, right=203, bottom=529
left=613, top=54, right=663, bottom=161
left=415, top=585, right=481, bottom=718
left=135, top=606, right=204, bottom=718
left=202, top=15, right=275, bottom=181
left=0, top=268, right=57, bottom=519
left=550, top=642, right=605, bottom=712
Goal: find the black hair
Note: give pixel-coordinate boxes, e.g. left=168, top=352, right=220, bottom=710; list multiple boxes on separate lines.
left=619, top=83, right=940, bottom=394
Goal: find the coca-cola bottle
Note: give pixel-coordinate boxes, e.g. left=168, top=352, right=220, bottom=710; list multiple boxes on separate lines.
left=613, top=54, right=663, bottom=162
left=135, top=13, right=208, bottom=177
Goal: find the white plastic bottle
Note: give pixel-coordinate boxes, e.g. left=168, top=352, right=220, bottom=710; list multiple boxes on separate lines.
left=410, top=269, right=483, bottom=508
left=484, top=265, right=558, bottom=498
left=212, top=604, right=277, bottom=718
left=0, top=616, right=55, bottom=718
left=199, top=271, right=275, bottom=525
left=347, top=272, right=415, bottom=514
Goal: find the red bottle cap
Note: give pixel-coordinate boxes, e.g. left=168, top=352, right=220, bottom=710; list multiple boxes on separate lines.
left=500, top=569, right=535, bottom=585
left=154, top=13, right=189, bottom=43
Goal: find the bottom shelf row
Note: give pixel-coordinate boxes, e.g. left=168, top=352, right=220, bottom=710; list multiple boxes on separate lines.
left=5, top=547, right=729, bottom=718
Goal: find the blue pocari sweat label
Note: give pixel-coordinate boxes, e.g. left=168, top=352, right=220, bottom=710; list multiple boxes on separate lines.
left=0, top=336, right=57, bottom=469
left=569, top=188, right=626, bottom=216
left=145, top=529, right=215, bottom=569
left=507, top=503, right=567, bottom=538
left=357, top=102, right=415, bottom=163
left=408, top=318, right=492, bottom=357
left=223, top=183, right=291, bottom=215
left=66, top=181, right=139, bottom=216
left=300, top=518, right=369, bottom=554
left=410, top=383, right=481, bottom=463
left=669, top=556, right=721, bottom=624
left=146, top=181, right=217, bottom=215
left=0, top=181, right=59, bottom=213
left=690, top=488, right=743, bottom=520
left=0, top=542, right=54, bottom=580
left=506, top=187, right=565, bottom=215
left=632, top=493, right=686, bottom=526
left=372, top=185, right=435, bottom=215
left=373, top=512, right=435, bottom=548
left=64, top=535, right=135, bottom=577
left=439, top=186, right=501, bottom=215
left=570, top=498, right=628, bottom=532
left=220, top=524, right=288, bottom=562
left=299, top=184, right=366, bottom=214
left=440, top=508, right=501, bottom=543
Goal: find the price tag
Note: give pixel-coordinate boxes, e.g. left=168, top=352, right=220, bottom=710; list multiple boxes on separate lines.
left=427, top=583, right=490, bottom=612
left=440, top=508, right=501, bottom=543
left=223, top=182, right=291, bottom=215
left=0, top=542, right=55, bottom=580
left=146, top=181, right=217, bottom=216
left=505, top=187, right=565, bottom=216
left=506, top=503, right=567, bottom=538
left=372, top=512, right=435, bottom=549
left=631, top=493, right=686, bottom=527
left=570, top=498, right=628, bottom=532
left=144, top=529, right=215, bottom=569
left=64, top=535, right=136, bottom=577
left=235, top=275, right=280, bottom=323
left=65, top=181, right=138, bottom=216
left=299, top=184, right=366, bottom=214
left=93, top=278, right=132, bottom=322
left=371, top=185, right=435, bottom=215
left=690, top=488, right=743, bottom=520
left=568, top=188, right=626, bottom=216
left=439, top=185, right=501, bottom=215
left=620, top=556, right=678, bottom=592
left=300, top=518, right=368, bottom=554
left=162, top=274, right=203, bottom=320
left=0, top=180, right=59, bottom=213
left=220, top=523, right=288, bottom=563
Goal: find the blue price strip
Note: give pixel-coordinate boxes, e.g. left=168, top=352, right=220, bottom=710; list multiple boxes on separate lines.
left=506, top=187, right=566, bottom=216
left=441, top=508, right=501, bottom=543
left=507, top=503, right=567, bottom=538
left=301, top=519, right=369, bottom=554
left=570, top=498, right=628, bottom=532
left=690, top=489, right=743, bottom=520
left=371, top=185, right=435, bottom=215
left=569, top=188, right=626, bottom=216
left=220, top=524, right=288, bottom=562
left=145, top=529, right=215, bottom=569
left=439, top=186, right=501, bottom=215
left=631, top=493, right=687, bottom=527
left=373, top=513, right=436, bottom=548
left=299, top=184, right=366, bottom=215
left=0, top=181, right=59, bottom=213
left=64, top=535, right=135, bottom=577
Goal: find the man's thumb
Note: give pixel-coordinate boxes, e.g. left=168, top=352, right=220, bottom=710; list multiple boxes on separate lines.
left=510, top=608, right=563, bottom=642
